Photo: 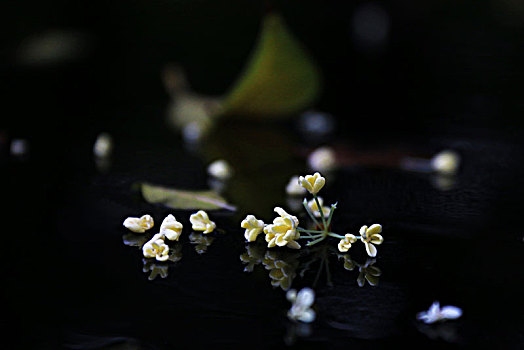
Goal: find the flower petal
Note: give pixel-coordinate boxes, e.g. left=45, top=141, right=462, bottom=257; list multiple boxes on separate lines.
left=359, top=225, right=368, bottom=236
left=297, top=309, right=316, bottom=323
left=286, top=240, right=301, bottom=249
left=364, top=242, right=377, bottom=257
left=367, top=224, right=382, bottom=235
left=441, top=306, right=463, bottom=320
left=370, top=234, right=383, bottom=245
left=296, top=288, right=315, bottom=307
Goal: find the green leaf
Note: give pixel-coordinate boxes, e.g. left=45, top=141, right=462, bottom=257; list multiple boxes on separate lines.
left=141, top=183, right=236, bottom=211
left=219, top=13, right=322, bottom=118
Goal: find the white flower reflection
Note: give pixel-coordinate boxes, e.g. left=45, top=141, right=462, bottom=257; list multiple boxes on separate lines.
left=417, top=301, right=463, bottom=324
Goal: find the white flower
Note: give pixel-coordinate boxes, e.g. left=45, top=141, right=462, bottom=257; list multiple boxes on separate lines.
left=307, top=197, right=330, bottom=218
left=207, top=159, right=233, bottom=180
left=241, top=215, right=265, bottom=242
left=286, top=176, right=307, bottom=196
left=298, top=172, right=326, bottom=195
left=160, top=214, right=183, bottom=241
left=142, top=238, right=170, bottom=262
left=359, top=224, right=384, bottom=257
left=93, top=132, right=113, bottom=158
left=190, top=210, right=216, bottom=234
left=123, top=214, right=154, bottom=233
left=431, top=150, right=460, bottom=175
left=417, top=301, right=462, bottom=324
left=287, top=288, right=316, bottom=323
left=337, top=234, right=357, bottom=252
left=308, top=146, right=336, bottom=172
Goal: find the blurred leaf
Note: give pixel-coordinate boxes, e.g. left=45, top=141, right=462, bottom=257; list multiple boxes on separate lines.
left=141, top=183, right=236, bottom=211
left=220, top=13, right=322, bottom=118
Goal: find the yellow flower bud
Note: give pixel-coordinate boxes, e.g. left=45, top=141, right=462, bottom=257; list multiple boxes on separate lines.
left=123, top=214, right=154, bottom=233
left=298, top=172, right=325, bottom=195
left=241, top=215, right=265, bottom=242
left=190, top=210, right=216, bottom=234
left=160, top=214, right=183, bottom=241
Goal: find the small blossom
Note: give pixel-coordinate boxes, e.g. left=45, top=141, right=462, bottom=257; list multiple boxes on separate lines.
left=287, top=288, right=316, bottom=323
left=142, top=237, right=170, bottom=261
left=190, top=210, right=216, bottom=234
left=417, top=302, right=463, bottom=324
left=93, top=132, right=113, bottom=158
left=298, top=172, right=325, bottom=195
left=337, top=234, right=357, bottom=252
left=264, top=207, right=300, bottom=249
left=241, top=215, right=265, bottom=242
left=207, top=159, right=233, bottom=180
left=308, top=146, right=336, bottom=172
left=431, top=150, right=460, bottom=175
left=357, top=258, right=381, bottom=287
left=307, top=197, right=330, bottom=218
left=286, top=176, right=307, bottom=196
left=359, top=224, right=384, bottom=257
left=123, top=214, right=154, bottom=233
left=160, top=214, right=183, bottom=241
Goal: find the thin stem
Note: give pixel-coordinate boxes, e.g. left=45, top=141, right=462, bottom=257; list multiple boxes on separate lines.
left=302, top=199, right=321, bottom=226
left=328, top=232, right=345, bottom=239
left=314, top=195, right=328, bottom=230
left=326, top=202, right=337, bottom=228
left=298, top=234, right=324, bottom=240
left=297, top=228, right=325, bottom=234
left=306, top=236, right=326, bottom=246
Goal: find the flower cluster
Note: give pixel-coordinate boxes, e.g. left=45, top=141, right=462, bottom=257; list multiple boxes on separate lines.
left=240, top=172, right=385, bottom=258
left=123, top=210, right=216, bottom=261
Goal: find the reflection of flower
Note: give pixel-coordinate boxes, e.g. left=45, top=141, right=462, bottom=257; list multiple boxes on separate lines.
left=298, top=172, right=325, bottom=195
left=307, top=197, right=330, bottom=218
left=160, top=214, right=183, bottom=241
left=338, top=254, right=356, bottom=271
left=142, top=237, right=169, bottom=261
left=359, top=224, right=384, bottom=257
left=240, top=244, right=266, bottom=272
left=286, top=176, right=307, bottom=196
left=287, top=287, right=316, bottom=323
left=122, top=233, right=149, bottom=247
left=262, top=251, right=298, bottom=290
left=417, top=301, right=462, bottom=324
left=123, top=214, right=154, bottom=233
left=241, top=215, right=265, bottom=242
left=190, top=210, right=216, bottom=234
left=264, top=207, right=300, bottom=249
left=337, top=234, right=357, bottom=252
left=142, top=259, right=169, bottom=280
left=357, top=258, right=382, bottom=287
left=189, top=232, right=214, bottom=254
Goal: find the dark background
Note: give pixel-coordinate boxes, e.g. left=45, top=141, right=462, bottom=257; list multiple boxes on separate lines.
left=1, top=1, right=523, bottom=349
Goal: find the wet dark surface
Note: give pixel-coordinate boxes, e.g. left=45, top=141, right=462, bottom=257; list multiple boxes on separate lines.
left=2, top=120, right=524, bottom=349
